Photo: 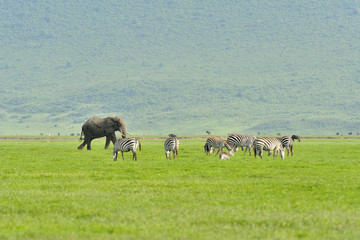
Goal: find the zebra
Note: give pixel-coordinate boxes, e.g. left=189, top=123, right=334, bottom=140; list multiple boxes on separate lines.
left=227, top=134, right=256, bottom=156
left=253, top=137, right=285, bottom=159
left=112, top=138, right=141, bottom=161
left=164, top=137, right=179, bottom=159
left=204, top=137, right=234, bottom=156
left=277, top=136, right=294, bottom=156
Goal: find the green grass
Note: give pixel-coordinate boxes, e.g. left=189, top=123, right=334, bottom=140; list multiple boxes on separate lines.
left=0, top=138, right=359, bottom=239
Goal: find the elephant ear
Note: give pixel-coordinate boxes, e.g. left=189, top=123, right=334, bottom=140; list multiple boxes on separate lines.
left=103, top=117, right=115, bottom=131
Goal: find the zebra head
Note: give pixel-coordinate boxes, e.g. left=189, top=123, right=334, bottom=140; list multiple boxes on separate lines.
left=204, top=143, right=214, bottom=155
left=204, top=143, right=210, bottom=154
left=112, top=150, right=118, bottom=161
left=233, top=146, right=239, bottom=152
left=225, top=141, right=234, bottom=156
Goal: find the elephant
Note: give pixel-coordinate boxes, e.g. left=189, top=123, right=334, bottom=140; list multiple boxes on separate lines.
left=77, top=117, right=127, bottom=150
left=291, top=135, right=301, bottom=142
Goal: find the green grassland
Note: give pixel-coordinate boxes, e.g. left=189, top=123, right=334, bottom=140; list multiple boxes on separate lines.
left=0, top=137, right=359, bottom=239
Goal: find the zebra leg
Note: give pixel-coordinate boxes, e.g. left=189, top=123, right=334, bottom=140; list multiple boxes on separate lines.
left=285, top=146, right=289, bottom=156
left=122, top=151, right=125, bottom=161
left=290, top=145, right=293, bottom=156
left=215, top=148, right=221, bottom=155
left=244, top=146, right=252, bottom=156
left=133, top=151, right=137, bottom=161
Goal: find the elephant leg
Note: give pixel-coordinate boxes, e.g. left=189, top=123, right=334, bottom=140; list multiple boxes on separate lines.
left=105, top=136, right=111, bottom=149
left=105, top=133, right=116, bottom=149
left=87, top=139, right=92, bottom=150
left=78, top=140, right=86, bottom=150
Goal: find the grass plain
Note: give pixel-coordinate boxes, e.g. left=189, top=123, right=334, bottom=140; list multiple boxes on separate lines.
left=0, top=137, right=359, bottom=239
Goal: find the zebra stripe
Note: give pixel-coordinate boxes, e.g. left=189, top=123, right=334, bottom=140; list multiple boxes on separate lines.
left=227, top=134, right=256, bottom=156
left=277, top=136, right=294, bottom=156
left=204, top=137, right=234, bottom=156
left=113, top=138, right=141, bottom=161
left=253, top=137, right=285, bottom=159
left=164, top=137, right=180, bottom=159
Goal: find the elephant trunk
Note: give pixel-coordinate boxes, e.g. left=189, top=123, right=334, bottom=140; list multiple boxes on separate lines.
left=120, top=123, right=127, bottom=138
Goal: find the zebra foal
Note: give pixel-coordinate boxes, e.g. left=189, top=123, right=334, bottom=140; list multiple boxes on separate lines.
left=164, top=137, right=180, bottom=159
left=204, top=137, right=234, bottom=156
left=227, top=134, right=256, bottom=156
left=113, top=138, right=141, bottom=161
left=253, top=137, right=285, bottom=159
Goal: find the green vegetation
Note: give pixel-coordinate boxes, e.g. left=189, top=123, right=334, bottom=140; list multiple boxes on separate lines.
left=1, top=1, right=360, bottom=135
left=0, top=137, right=359, bottom=239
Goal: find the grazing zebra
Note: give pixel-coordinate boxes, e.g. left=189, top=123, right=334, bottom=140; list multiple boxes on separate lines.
left=164, top=137, right=180, bottom=159
left=253, top=137, right=285, bottom=159
left=278, top=136, right=294, bottom=156
left=227, top=134, right=256, bottom=156
left=113, top=138, right=141, bottom=161
left=204, top=137, right=234, bottom=156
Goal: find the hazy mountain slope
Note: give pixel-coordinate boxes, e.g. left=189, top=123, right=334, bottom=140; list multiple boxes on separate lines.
left=1, top=1, right=360, bottom=135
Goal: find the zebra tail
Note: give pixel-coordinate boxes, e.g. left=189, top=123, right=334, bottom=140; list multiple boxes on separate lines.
left=254, top=147, right=257, bottom=158
left=138, top=139, right=141, bottom=152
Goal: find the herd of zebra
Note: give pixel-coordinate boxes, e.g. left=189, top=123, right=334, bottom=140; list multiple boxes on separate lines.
left=111, top=134, right=301, bottom=161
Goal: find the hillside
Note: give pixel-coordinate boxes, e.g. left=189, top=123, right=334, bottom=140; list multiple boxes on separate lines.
left=1, top=1, right=360, bottom=136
